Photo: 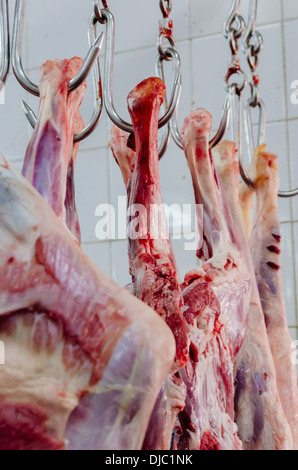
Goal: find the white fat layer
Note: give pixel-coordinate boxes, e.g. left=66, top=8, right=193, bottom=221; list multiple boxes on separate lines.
left=0, top=314, right=93, bottom=441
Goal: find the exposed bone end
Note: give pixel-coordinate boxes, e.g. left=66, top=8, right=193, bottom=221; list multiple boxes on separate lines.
left=109, top=126, right=136, bottom=188
left=253, top=144, right=279, bottom=191
left=212, top=140, right=239, bottom=187
left=180, top=108, right=212, bottom=148
left=127, top=77, right=166, bottom=119
left=40, top=57, right=86, bottom=93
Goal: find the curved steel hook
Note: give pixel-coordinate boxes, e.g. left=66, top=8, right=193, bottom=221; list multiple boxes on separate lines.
left=74, top=13, right=104, bottom=142
left=160, top=0, right=172, bottom=18
left=0, top=0, right=9, bottom=86
left=12, top=0, right=103, bottom=97
left=228, top=84, right=256, bottom=189
left=243, top=0, right=257, bottom=45
left=94, top=0, right=110, bottom=23
left=242, top=97, right=298, bottom=197
left=223, top=0, right=244, bottom=39
left=21, top=13, right=104, bottom=143
left=158, top=124, right=171, bottom=160
left=278, top=188, right=298, bottom=198
left=243, top=0, right=263, bottom=74
left=243, top=97, right=266, bottom=168
left=210, top=96, right=231, bottom=148
left=243, top=98, right=298, bottom=197
left=101, top=9, right=181, bottom=134
left=155, top=54, right=173, bottom=159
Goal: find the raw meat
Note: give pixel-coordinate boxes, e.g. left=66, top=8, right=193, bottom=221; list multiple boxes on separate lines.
left=213, top=141, right=293, bottom=450
left=22, top=58, right=85, bottom=243
left=178, top=109, right=251, bottom=450
left=239, top=179, right=254, bottom=239
left=0, top=155, right=175, bottom=450
left=110, top=77, right=189, bottom=450
left=239, top=144, right=298, bottom=448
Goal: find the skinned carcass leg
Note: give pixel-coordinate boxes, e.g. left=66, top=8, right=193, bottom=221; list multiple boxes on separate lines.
left=178, top=109, right=251, bottom=450
left=239, top=144, right=298, bottom=448
left=22, top=58, right=85, bottom=243
left=251, top=146, right=298, bottom=449
left=213, top=141, right=293, bottom=450
left=109, top=77, right=189, bottom=450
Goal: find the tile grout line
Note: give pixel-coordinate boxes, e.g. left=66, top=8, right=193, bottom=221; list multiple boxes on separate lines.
left=280, top=0, right=298, bottom=328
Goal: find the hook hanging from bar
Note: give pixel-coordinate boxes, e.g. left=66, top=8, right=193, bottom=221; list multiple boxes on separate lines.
left=94, top=0, right=110, bottom=24
left=12, top=0, right=103, bottom=97
left=159, top=0, right=172, bottom=19
left=241, top=0, right=298, bottom=197
left=0, top=0, right=9, bottom=86
left=241, top=0, right=263, bottom=189
left=156, top=1, right=177, bottom=159
left=223, top=0, right=252, bottom=186
left=99, top=8, right=181, bottom=135
left=156, top=0, right=230, bottom=149
left=223, top=0, right=245, bottom=48
left=19, top=11, right=104, bottom=142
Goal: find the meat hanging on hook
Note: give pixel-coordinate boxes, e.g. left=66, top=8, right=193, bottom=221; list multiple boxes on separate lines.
left=12, top=0, right=105, bottom=143
left=21, top=10, right=104, bottom=143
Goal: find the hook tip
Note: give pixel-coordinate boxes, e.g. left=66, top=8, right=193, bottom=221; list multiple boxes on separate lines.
left=21, top=99, right=30, bottom=113
left=21, top=100, right=36, bottom=128
left=93, top=31, right=105, bottom=50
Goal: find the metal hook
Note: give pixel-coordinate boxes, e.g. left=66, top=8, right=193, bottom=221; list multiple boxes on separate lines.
left=224, top=0, right=244, bottom=40
left=243, top=0, right=257, bottom=48
left=241, top=0, right=297, bottom=197
left=243, top=97, right=298, bottom=197
left=164, top=94, right=230, bottom=151
left=12, top=0, right=103, bottom=97
left=242, top=88, right=298, bottom=197
left=21, top=12, right=104, bottom=143
left=94, top=0, right=110, bottom=24
left=0, top=0, right=9, bottom=86
left=210, top=96, right=231, bottom=148
left=243, top=97, right=266, bottom=165
left=75, top=13, right=104, bottom=142
left=160, top=0, right=172, bottom=18
left=228, top=84, right=255, bottom=189
left=243, top=0, right=263, bottom=73
left=278, top=188, right=298, bottom=198
left=155, top=53, right=173, bottom=159
left=100, top=9, right=181, bottom=135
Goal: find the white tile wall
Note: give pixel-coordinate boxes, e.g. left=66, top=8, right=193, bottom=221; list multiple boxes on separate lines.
left=283, top=0, right=298, bottom=20
left=0, top=0, right=298, bottom=333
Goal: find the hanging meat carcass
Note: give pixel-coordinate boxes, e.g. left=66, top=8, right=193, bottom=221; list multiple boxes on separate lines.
left=250, top=146, right=298, bottom=448
left=236, top=144, right=298, bottom=448
left=213, top=141, right=293, bottom=450
left=177, top=109, right=251, bottom=450
left=22, top=58, right=84, bottom=243
left=110, top=77, right=189, bottom=450
left=0, top=61, right=175, bottom=451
